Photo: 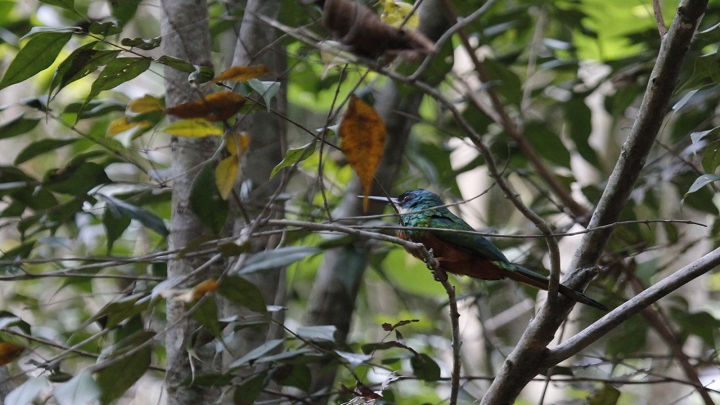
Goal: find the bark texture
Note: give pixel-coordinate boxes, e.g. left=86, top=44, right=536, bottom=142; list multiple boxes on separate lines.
left=160, top=1, right=218, bottom=403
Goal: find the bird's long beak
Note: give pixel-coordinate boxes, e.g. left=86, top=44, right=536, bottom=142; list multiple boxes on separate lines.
left=361, top=195, right=399, bottom=204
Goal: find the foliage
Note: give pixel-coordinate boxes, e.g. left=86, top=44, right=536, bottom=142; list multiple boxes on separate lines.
left=0, top=0, right=718, bottom=404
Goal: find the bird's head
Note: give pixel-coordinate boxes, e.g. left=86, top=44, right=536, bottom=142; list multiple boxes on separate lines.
left=366, top=189, right=444, bottom=214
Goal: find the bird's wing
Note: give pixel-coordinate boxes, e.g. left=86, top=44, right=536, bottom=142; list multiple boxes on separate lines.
left=427, top=213, right=509, bottom=263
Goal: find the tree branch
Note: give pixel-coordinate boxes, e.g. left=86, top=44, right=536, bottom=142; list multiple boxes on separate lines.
left=479, top=1, right=708, bottom=402
left=547, top=247, right=720, bottom=364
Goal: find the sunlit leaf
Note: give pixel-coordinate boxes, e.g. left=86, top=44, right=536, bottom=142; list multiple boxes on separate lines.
left=248, top=79, right=279, bottom=110
left=127, top=94, right=164, bottom=114
left=165, top=91, right=247, bottom=122
left=212, top=65, right=270, bottom=83
left=380, top=0, right=419, bottom=29
left=0, top=342, right=24, bottom=365
left=215, top=155, right=239, bottom=200
left=690, top=126, right=720, bottom=144
left=340, top=95, right=386, bottom=211
left=53, top=370, right=101, bottom=405
left=163, top=118, right=222, bottom=137
left=14, top=139, right=76, bottom=165
left=0, top=31, right=73, bottom=90
left=270, top=141, right=316, bottom=178
left=226, top=131, right=250, bottom=156
left=84, top=57, right=151, bottom=106
left=106, top=116, right=152, bottom=137
left=238, top=246, right=321, bottom=275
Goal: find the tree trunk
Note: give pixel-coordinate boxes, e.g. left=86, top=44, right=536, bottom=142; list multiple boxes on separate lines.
left=304, top=0, right=451, bottom=397
left=160, top=1, right=219, bottom=403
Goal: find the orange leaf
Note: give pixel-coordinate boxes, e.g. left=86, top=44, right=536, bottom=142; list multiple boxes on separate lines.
left=191, top=279, right=219, bottom=301
left=165, top=91, right=246, bottom=122
left=226, top=131, right=250, bottom=156
left=0, top=342, right=24, bottom=365
left=211, top=65, right=270, bottom=83
left=339, top=95, right=386, bottom=211
left=215, top=155, right=240, bottom=200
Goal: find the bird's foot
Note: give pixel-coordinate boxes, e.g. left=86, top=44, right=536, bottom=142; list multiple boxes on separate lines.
left=424, top=250, right=447, bottom=281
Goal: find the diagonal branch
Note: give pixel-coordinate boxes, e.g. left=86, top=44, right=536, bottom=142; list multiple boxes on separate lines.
left=479, top=1, right=709, bottom=403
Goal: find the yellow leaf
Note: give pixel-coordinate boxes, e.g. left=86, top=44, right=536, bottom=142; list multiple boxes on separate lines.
left=0, top=342, right=24, bottom=365
left=165, top=91, right=246, bottom=122
left=164, top=118, right=223, bottom=137
left=226, top=131, right=250, bottom=156
left=128, top=94, right=164, bottom=114
left=211, top=65, right=270, bottom=83
left=107, top=117, right=152, bottom=137
left=380, top=0, right=419, bottom=29
left=340, top=95, right=386, bottom=211
left=215, top=155, right=239, bottom=200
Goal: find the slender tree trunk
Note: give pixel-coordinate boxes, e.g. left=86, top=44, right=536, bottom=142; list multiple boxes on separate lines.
left=304, top=0, right=451, bottom=397
left=224, top=0, right=288, bottom=399
left=160, top=1, right=219, bottom=403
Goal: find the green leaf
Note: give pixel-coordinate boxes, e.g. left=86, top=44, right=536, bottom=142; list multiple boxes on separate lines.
left=587, top=384, right=621, bottom=405
left=0, top=31, right=73, bottom=90
left=102, top=201, right=131, bottom=254
left=189, top=164, right=229, bottom=234
left=111, top=0, right=142, bottom=27
left=14, top=138, right=77, bottom=165
left=217, top=276, right=267, bottom=314
left=43, top=161, right=111, bottom=195
left=50, top=42, right=121, bottom=99
left=672, top=310, right=720, bottom=349
left=190, top=296, right=222, bottom=338
left=6, top=376, right=49, bottom=405
left=270, top=141, right=316, bottom=178
left=0, top=116, right=40, bottom=140
left=685, top=174, right=720, bottom=195
left=271, top=364, right=311, bottom=391
left=89, top=20, right=121, bottom=37
left=96, top=331, right=154, bottom=405
left=156, top=55, right=195, bottom=73
left=296, top=325, right=336, bottom=342
left=86, top=294, right=150, bottom=330
left=565, top=99, right=599, bottom=167
left=53, top=370, right=101, bottom=405
left=702, top=141, right=720, bottom=174
left=98, top=194, right=169, bottom=237
left=690, top=126, right=720, bottom=144
left=38, top=0, right=76, bottom=12
left=84, top=57, right=151, bottom=105
left=234, top=373, right=266, bottom=405
left=238, top=246, right=321, bottom=275
left=120, top=36, right=162, bottom=51
left=410, top=353, right=441, bottom=382
left=524, top=123, right=571, bottom=168
left=229, top=339, right=284, bottom=369
left=248, top=79, right=280, bottom=111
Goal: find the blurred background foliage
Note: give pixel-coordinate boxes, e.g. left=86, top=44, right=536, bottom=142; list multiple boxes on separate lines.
left=0, top=0, right=718, bottom=404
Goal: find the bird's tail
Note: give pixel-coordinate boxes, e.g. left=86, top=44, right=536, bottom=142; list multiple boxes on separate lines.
left=495, top=261, right=607, bottom=311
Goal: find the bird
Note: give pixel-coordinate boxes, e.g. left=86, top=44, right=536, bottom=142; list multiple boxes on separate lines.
left=366, top=189, right=607, bottom=310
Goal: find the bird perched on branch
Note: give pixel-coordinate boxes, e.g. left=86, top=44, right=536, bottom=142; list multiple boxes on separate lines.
left=367, top=189, right=606, bottom=310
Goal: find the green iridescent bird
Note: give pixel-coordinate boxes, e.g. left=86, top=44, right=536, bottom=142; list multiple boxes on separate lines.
left=368, top=189, right=606, bottom=310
